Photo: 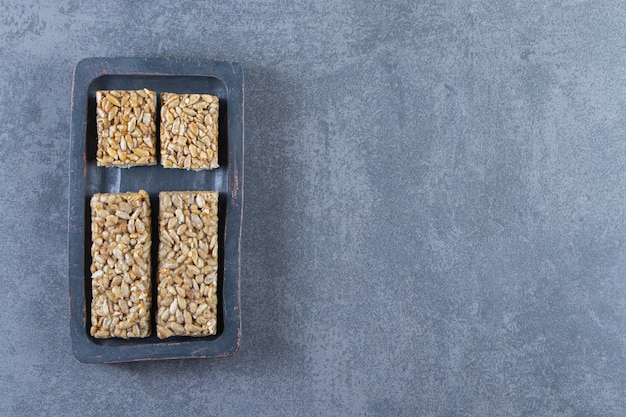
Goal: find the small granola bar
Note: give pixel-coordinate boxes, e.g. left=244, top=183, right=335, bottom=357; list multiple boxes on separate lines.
left=95, top=89, right=157, bottom=167
left=90, top=190, right=152, bottom=338
left=157, top=191, right=219, bottom=338
left=160, top=93, right=219, bottom=170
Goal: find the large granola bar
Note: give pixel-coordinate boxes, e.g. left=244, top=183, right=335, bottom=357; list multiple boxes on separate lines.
left=157, top=191, right=219, bottom=338
left=90, top=190, right=152, bottom=338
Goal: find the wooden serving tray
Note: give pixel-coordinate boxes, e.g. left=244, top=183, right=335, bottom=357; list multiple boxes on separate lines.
left=68, top=58, right=243, bottom=363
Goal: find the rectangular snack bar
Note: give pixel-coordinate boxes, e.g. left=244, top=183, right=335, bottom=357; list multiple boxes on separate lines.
left=95, top=89, right=157, bottom=167
left=160, top=93, right=219, bottom=170
left=157, top=191, right=219, bottom=338
left=89, top=190, right=152, bottom=338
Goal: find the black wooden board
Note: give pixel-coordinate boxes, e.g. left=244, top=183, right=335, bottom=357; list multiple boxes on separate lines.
left=68, top=58, right=243, bottom=363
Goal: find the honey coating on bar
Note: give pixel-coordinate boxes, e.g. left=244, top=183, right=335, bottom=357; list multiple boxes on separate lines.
left=90, top=190, right=152, bottom=338
left=157, top=191, right=219, bottom=338
left=160, top=93, right=219, bottom=170
left=95, top=89, right=157, bottom=167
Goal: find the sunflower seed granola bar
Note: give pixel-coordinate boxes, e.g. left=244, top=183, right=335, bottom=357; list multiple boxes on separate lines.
left=157, top=191, right=219, bottom=338
left=160, top=93, right=219, bottom=170
left=96, top=89, right=157, bottom=167
left=90, top=190, right=152, bottom=338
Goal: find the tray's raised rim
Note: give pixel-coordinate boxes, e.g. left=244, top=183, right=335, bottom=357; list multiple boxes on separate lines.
left=68, top=57, right=243, bottom=363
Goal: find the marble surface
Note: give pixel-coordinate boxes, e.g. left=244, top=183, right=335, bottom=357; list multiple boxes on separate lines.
left=1, top=1, right=625, bottom=415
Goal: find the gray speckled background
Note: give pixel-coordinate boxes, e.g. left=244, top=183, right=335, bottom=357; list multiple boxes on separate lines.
left=1, top=1, right=625, bottom=416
